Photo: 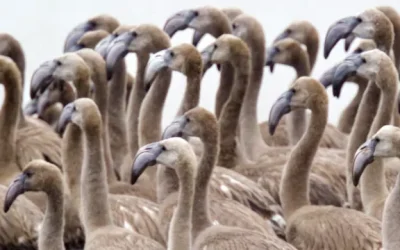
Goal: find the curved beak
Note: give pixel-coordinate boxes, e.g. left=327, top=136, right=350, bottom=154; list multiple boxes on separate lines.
left=30, top=60, right=58, bottom=99
left=265, top=47, right=278, bottom=73
left=268, top=89, right=295, bottom=135
left=144, top=49, right=170, bottom=90
left=105, top=32, right=134, bottom=80
left=201, top=61, right=213, bottom=77
left=23, top=98, right=38, bottom=115
left=56, top=102, right=75, bottom=135
left=4, top=173, right=27, bottom=212
left=324, top=16, right=361, bottom=59
left=95, top=34, right=116, bottom=59
left=64, top=21, right=95, bottom=53
left=331, top=53, right=364, bottom=98
left=37, top=94, right=50, bottom=119
left=162, top=116, right=188, bottom=139
left=131, top=142, right=164, bottom=184
left=319, top=65, right=338, bottom=88
left=273, top=30, right=290, bottom=43
left=163, top=10, right=198, bottom=37
left=344, top=34, right=356, bottom=52
left=193, top=30, right=205, bottom=47
left=68, top=44, right=84, bottom=52
left=352, top=138, right=379, bottom=186
left=201, top=43, right=217, bottom=71
left=37, top=85, right=58, bottom=119
left=398, top=92, right=400, bottom=114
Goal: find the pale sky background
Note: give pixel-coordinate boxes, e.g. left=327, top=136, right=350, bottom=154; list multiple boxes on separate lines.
left=1, top=0, right=400, bottom=127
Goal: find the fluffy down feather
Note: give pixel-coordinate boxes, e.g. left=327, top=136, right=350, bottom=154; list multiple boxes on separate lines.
left=287, top=205, right=382, bottom=250
left=193, top=225, right=296, bottom=250
left=84, top=225, right=164, bottom=250
left=16, top=119, right=62, bottom=170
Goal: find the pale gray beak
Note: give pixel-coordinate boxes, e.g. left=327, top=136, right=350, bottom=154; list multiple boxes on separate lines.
left=324, top=16, right=362, bottom=58
left=273, top=29, right=291, bottom=43
left=331, top=53, right=364, bottom=98
left=105, top=32, right=135, bottom=80
left=131, top=142, right=164, bottom=184
left=344, top=34, right=356, bottom=52
left=162, top=116, right=188, bottom=139
left=265, top=47, right=279, bottom=73
left=4, top=173, right=28, bottom=212
left=269, top=89, right=295, bottom=135
left=163, top=9, right=198, bottom=37
left=144, top=49, right=171, bottom=90
left=200, top=43, right=217, bottom=71
left=30, top=60, right=59, bottom=99
left=24, top=98, right=38, bottom=115
left=193, top=30, right=205, bottom=47
left=352, top=138, right=379, bottom=186
left=57, top=102, right=75, bottom=135
left=95, top=34, right=117, bottom=59
left=64, top=21, right=96, bottom=52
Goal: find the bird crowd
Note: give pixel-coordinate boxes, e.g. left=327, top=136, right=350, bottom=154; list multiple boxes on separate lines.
left=0, top=4, right=400, bottom=250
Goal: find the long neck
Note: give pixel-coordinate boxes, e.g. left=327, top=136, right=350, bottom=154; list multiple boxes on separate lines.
left=215, top=63, right=234, bottom=118
left=393, top=94, right=400, bottom=127
left=360, top=80, right=397, bottom=215
left=338, top=78, right=367, bottom=133
left=0, top=76, right=21, bottom=172
left=217, top=68, right=249, bottom=168
left=139, top=69, right=172, bottom=181
left=176, top=74, right=201, bottom=117
left=156, top=72, right=198, bottom=202
left=75, top=78, right=90, bottom=98
left=39, top=186, right=65, bottom=250
left=127, top=54, right=149, bottom=157
left=107, top=59, right=128, bottom=172
left=62, top=124, right=83, bottom=213
left=167, top=160, right=195, bottom=250
left=7, top=46, right=27, bottom=129
left=280, top=103, right=327, bottom=218
left=81, top=124, right=113, bottom=234
left=191, top=137, right=217, bottom=240
left=306, top=36, right=319, bottom=72
left=212, top=23, right=233, bottom=119
left=346, top=82, right=381, bottom=209
left=287, top=57, right=310, bottom=146
left=156, top=164, right=179, bottom=203
left=391, top=18, right=400, bottom=74
left=91, top=70, right=116, bottom=184
left=240, top=46, right=269, bottom=161
left=382, top=173, right=400, bottom=249
left=138, top=68, right=172, bottom=146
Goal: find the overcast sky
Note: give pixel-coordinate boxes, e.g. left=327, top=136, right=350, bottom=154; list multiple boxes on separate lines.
left=1, top=0, right=400, bottom=127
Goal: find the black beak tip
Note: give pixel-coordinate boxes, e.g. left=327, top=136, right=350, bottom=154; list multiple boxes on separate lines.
left=352, top=174, right=360, bottom=187
left=323, top=48, right=330, bottom=59
left=344, top=41, right=351, bottom=52
left=266, top=61, right=274, bottom=73
left=397, top=95, right=400, bottom=114
left=320, top=79, right=330, bottom=88
left=30, top=90, right=35, bottom=100
left=3, top=201, right=10, bottom=213
left=268, top=123, right=277, bottom=136
left=144, top=83, right=151, bottom=92
left=332, top=86, right=341, bottom=98
left=130, top=174, right=139, bottom=185
left=56, top=126, right=64, bottom=136
left=106, top=69, right=113, bottom=81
